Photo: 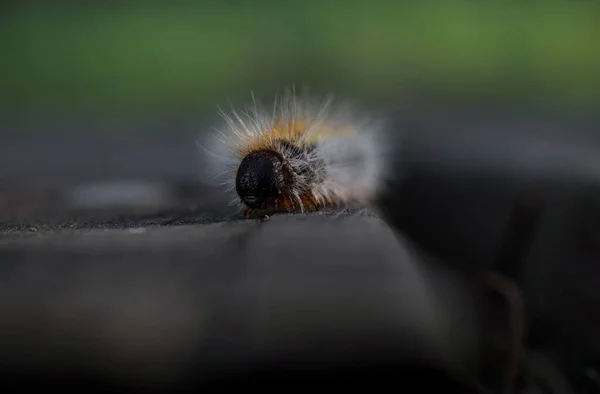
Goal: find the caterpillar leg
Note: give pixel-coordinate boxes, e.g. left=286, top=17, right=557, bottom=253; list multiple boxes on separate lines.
left=243, top=207, right=279, bottom=219
left=243, top=194, right=326, bottom=219
left=243, top=208, right=256, bottom=219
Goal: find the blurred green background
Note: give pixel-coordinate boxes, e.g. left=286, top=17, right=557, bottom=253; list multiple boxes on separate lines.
left=2, top=1, right=600, bottom=116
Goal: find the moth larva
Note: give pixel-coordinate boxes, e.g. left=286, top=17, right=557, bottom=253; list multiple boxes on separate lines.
left=199, top=87, right=388, bottom=218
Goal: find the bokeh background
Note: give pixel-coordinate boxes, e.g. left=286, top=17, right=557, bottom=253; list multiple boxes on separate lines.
left=4, top=1, right=600, bottom=112
left=2, top=0, right=600, bottom=220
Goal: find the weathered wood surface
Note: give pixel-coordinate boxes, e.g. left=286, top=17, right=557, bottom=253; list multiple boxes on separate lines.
left=0, top=212, right=482, bottom=391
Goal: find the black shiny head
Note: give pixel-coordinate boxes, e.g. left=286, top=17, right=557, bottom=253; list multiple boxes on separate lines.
left=235, top=150, right=282, bottom=209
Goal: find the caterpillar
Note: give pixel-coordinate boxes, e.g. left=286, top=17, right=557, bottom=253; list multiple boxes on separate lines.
left=199, top=87, right=389, bottom=218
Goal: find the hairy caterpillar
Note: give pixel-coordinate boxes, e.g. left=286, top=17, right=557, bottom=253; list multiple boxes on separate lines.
left=199, top=88, right=388, bottom=218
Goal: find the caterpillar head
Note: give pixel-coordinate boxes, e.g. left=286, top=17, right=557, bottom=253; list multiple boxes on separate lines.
left=235, top=150, right=286, bottom=210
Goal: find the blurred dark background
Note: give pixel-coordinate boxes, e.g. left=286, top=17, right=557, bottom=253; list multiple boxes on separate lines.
left=1, top=1, right=599, bottom=212
left=3, top=1, right=600, bottom=112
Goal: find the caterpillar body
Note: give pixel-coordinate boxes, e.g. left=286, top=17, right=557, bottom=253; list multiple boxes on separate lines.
left=200, top=88, right=388, bottom=218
